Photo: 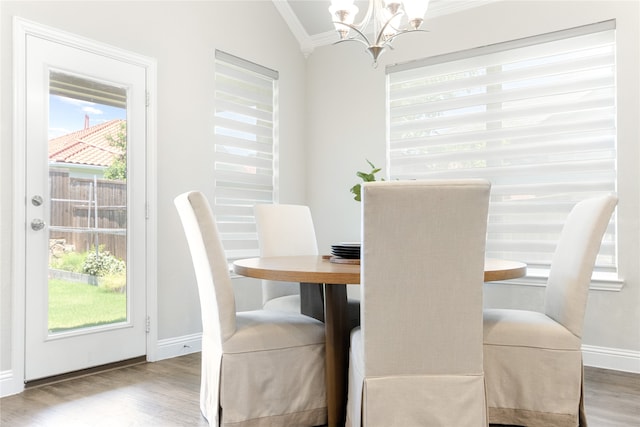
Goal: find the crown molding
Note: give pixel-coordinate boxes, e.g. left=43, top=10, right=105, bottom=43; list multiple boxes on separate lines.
left=271, top=0, right=316, bottom=57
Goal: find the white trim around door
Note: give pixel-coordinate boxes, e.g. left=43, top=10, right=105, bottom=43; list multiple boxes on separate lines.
left=6, top=17, right=157, bottom=396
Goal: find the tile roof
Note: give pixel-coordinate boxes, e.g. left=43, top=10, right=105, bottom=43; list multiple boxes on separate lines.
left=49, top=119, right=125, bottom=167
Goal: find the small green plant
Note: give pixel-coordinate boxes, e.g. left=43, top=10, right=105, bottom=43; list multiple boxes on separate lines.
left=50, top=251, right=86, bottom=273
left=83, top=246, right=125, bottom=277
left=350, top=159, right=384, bottom=202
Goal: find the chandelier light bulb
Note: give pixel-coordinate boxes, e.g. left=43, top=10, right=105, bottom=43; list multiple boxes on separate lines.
left=329, top=3, right=359, bottom=39
left=402, top=0, right=429, bottom=29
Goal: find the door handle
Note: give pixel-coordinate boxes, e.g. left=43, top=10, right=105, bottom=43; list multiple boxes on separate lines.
left=31, top=218, right=45, bottom=231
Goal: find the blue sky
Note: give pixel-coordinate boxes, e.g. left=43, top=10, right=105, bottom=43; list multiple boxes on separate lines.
left=49, top=94, right=126, bottom=139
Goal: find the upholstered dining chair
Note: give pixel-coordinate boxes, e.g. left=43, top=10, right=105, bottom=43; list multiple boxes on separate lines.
left=254, top=204, right=319, bottom=313
left=345, top=179, right=492, bottom=427
left=255, top=203, right=361, bottom=329
left=483, top=194, right=618, bottom=427
left=174, top=191, right=327, bottom=427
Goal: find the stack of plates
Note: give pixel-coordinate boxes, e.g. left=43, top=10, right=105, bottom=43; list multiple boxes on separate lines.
left=330, top=242, right=361, bottom=259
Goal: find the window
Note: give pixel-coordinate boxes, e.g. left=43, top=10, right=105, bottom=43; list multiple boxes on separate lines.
left=386, top=21, right=617, bottom=278
left=214, top=50, right=279, bottom=261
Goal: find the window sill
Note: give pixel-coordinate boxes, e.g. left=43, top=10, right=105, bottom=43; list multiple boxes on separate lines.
left=487, top=268, right=625, bottom=292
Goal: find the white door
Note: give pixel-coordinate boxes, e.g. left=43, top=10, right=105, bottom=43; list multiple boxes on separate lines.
left=24, top=34, right=147, bottom=381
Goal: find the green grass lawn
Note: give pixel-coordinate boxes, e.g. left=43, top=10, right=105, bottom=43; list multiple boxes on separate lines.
left=48, top=278, right=127, bottom=333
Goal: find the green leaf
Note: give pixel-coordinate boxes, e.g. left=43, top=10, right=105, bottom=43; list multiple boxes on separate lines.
left=350, top=183, right=362, bottom=202
left=350, top=159, right=383, bottom=202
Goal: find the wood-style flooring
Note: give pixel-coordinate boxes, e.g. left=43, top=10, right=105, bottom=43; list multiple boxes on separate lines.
left=1, top=352, right=638, bottom=426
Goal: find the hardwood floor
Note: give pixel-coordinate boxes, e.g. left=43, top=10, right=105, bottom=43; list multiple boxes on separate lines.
left=1, top=352, right=638, bottom=426
left=0, top=354, right=208, bottom=427
left=582, top=366, right=640, bottom=427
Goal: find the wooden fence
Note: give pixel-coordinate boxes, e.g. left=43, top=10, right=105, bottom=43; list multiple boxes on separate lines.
left=49, top=169, right=127, bottom=260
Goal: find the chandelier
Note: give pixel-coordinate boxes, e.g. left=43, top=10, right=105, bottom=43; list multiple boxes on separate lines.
left=328, top=0, right=430, bottom=65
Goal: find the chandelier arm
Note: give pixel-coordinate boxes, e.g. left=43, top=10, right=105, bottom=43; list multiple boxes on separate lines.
left=332, top=37, right=373, bottom=49
left=332, top=21, right=374, bottom=46
left=374, top=11, right=403, bottom=46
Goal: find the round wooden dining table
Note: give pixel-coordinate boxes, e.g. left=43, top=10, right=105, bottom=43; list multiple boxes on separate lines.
left=233, top=255, right=526, bottom=427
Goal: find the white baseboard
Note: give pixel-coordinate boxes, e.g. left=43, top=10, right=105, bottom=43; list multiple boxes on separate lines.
left=582, top=344, right=640, bottom=374
left=154, top=332, right=202, bottom=361
left=0, top=369, right=24, bottom=398
left=150, top=334, right=640, bottom=373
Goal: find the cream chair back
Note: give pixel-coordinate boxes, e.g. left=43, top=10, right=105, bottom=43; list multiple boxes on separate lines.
left=353, top=179, right=491, bottom=426
left=544, top=194, right=618, bottom=338
left=255, top=204, right=318, bottom=306
left=174, top=191, right=237, bottom=343
left=362, top=179, right=491, bottom=377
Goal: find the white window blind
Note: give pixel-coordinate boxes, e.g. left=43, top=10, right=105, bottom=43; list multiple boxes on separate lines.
left=386, top=21, right=617, bottom=275
left=214, top=50, right=279, bottom=261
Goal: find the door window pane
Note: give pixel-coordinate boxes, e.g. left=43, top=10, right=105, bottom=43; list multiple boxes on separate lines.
left=48, top=72, right=128, bottom=333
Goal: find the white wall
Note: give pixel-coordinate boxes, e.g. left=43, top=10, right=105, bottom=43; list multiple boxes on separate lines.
left=0, top=1, right=306, bottom=381
left=305, top=0, right=640, bottom=370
